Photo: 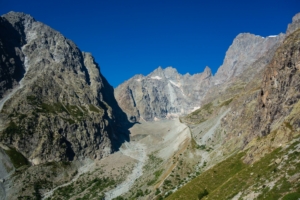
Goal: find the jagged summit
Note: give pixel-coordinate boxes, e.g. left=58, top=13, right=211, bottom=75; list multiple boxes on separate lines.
left=287, top=12, right=300, bottom=35
left=2, top=11, right=35, bottom=22
left=213, top=32, right=285, bottom=85
left=115, top=65, right=212, bottom=121
left=115, top=30, right=284, bottom=122
left=203, top=66, right=212, bottom=77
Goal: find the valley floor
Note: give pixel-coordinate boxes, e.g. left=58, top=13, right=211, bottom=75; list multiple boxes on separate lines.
left=11, top=118, right=192, bottom=200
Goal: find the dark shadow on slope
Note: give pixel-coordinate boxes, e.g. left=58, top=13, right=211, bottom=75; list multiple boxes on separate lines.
left=77, top=50, right=91, bottom=85
left=99, top=73, right=136, bottom=152
left=0, top=17, right=26, bottom=99
left=61, top=137, right=75, bottom=161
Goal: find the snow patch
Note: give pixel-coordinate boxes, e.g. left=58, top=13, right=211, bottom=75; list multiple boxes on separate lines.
left=169, top=80, right=187, bottom=97
left=268, top=35, right=277, bottom=38
left=169, top=80, right=180, bottom=88
left=151, top=76, right=162, bottom=80
left=136, top=79, right=141, bottom=82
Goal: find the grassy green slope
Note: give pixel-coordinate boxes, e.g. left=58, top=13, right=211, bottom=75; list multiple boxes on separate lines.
left=166, top=137, right=300, bottom=200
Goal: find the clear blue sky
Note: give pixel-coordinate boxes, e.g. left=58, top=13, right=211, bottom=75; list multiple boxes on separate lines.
left=1, top=0, right=299, bottom=87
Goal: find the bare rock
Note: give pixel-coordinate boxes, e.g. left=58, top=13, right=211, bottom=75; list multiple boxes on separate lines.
left=287, top=12, right=300, bottom=35
left=213, top=33, right=285, bottom=85
left=114, top=66, right=212, bottom=121
left=0, top=12, right=129, bottom=165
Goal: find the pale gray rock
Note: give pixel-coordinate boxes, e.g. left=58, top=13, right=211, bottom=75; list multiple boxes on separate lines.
left=115, top=66, right=212, bottom=121
left=0, top=148, right=13, bottom=200
left=287, top=12, right=300, bottom=35
left=213, top=33, right=285, bottom=85
left=115, top=32, right=284, bottom=122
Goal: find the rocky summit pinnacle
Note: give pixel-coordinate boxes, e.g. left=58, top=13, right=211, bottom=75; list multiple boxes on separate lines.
left=287, top=12, right=300, bottom=35
left=213, top=33, right=285, bottom=85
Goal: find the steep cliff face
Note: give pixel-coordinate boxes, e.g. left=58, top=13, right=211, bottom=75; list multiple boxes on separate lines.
left=287, top=12, right=300, bottom=35
left=213, top=33, right=285, bottom=85
left=114, top=66, right=212, bottom=121
left=0, top=16, right=25, bottom=99
left=255, top=28, right=300, bottom=136
left=0, top=12, right=128, bottom=165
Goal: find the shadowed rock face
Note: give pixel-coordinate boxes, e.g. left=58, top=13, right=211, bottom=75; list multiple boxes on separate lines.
left=0, top=16, right=26, bottom=99
left=0, top=12, right=130, bottom=165
left=114, top=66, right=212, bottom=121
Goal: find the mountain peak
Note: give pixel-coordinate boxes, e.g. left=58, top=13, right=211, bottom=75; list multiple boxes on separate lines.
left=202, top=66, right=212, bottom=78
left=2, top=11, right=35, bottom=24
left=292, top=12, right=300, bottom=22
left=287, top=12, right=300, bottom=35
left=214, top=30, right=284, bottom=84
left=164, top=66, right=179, bottom=78
left=203, top=66, right=211, bottom=73
left=149, top=66, right=165, bottom=77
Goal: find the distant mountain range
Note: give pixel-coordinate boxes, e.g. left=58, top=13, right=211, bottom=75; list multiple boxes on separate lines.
left=0, top=10, right=300, bottom=200
left=115, top=32, right=284, bottom=122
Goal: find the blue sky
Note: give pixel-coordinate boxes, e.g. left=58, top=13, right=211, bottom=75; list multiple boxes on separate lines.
left=1, top=0, right=299, bottom=87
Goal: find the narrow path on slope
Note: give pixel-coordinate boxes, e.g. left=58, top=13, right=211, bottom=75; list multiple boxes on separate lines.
left=105, top=142, right=147, bottom=200
left=42, top=161, right=95, bottom=200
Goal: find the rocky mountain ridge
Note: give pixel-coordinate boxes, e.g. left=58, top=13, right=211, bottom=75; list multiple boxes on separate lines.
left=165, top=14, right=300, bottom=200
left=114, top=66, right=212, bottom=121
left=1, top=10, right=300, bottom=200
left=0, top=11, right=129, bottom=165
left=115, top=32, right=285, bottom=122
left=213, top=32, right=285, bottom=85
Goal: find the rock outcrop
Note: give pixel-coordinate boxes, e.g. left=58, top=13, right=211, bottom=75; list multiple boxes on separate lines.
left=213, top=33, right=285, bottom=85
left=114, top=66, right=212, bottom=121
left=0, top=12, right=129, bottom=165
left=255, top=27, right=300, bottom=136
left=287, top=12, right=300, bottom=35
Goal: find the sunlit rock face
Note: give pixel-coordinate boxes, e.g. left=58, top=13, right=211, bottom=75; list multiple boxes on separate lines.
left=115, top=33, right=284, bottom=122
left=213, top=33, right=285, bottom=85
left=115, top=66, right=212, bottom=121
left=0, top=12, right=129, bottom=165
